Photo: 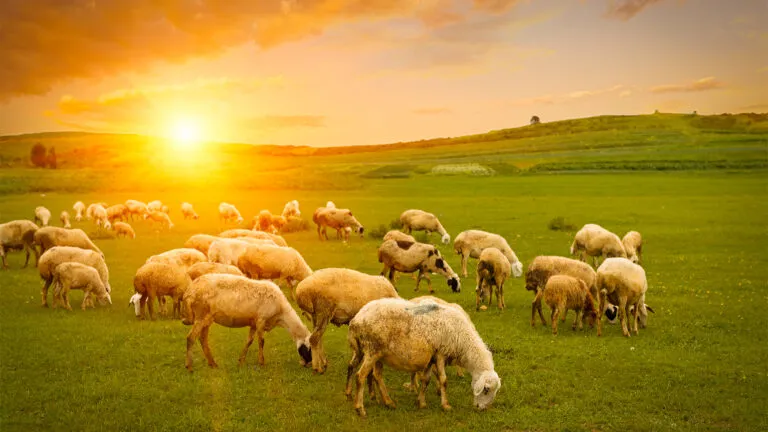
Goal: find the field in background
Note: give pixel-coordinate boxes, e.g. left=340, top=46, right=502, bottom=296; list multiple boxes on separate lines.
left=1, top=171, right=767, bottom=431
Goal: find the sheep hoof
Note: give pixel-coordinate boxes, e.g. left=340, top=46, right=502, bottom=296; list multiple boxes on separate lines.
left=356, top=407, right=367, bottom=417
left=442, top=404, right=452, bottom=411
left=385, top=401, right=396, bottom=409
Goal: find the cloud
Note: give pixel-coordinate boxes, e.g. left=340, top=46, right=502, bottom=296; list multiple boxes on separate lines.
left=508, top=85, right=626, bottom=106
left=0, top=0, right=528, bottom=100
left=741, top=103, right=768, bottom=112
left=604, top=0, right=669, bottom=21
left=649, top=77, right=725, bottom=94
left=246, top=115, right=326, bottom=130
left=412, top=107, right=453, bottom=115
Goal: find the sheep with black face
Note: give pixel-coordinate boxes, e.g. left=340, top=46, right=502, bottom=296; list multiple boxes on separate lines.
left=377, top=239, right=460, bottom=293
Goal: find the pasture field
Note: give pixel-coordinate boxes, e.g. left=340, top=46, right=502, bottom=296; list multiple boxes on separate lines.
left=1, top=170, right=767, bottom=431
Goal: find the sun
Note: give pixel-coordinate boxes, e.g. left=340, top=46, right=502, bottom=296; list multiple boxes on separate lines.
left=170, top=118, right=202, bottom=147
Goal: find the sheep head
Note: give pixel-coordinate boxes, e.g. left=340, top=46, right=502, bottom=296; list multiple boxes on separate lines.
left=425, top=248, right=461, bottom=293
left=296, top=337, right=312, bottom=366
left=510, top=261, right=523, bottom=278
left=472, top=370, right=501, bottom=410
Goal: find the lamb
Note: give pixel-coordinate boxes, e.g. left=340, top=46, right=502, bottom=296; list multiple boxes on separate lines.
left=181, top=274, right=313, bottom=371
left=295, top=268, right=399, bottom=373
left=313, top=207, right=364, bottom=241
left=51, top=262, right=112, bottom=311
left=535, top=275, right=598, bottom=335
left=38, top=246, right=111, bottom=307
left=218, top=229, right=288, bottom=246
left=282, top=200, right=301, bottom=218
left=88, top=204, right=111, bottom=229
left=186, top=262, right=244, bottom=280
left=622, top=231, right=643, bottom=264
left=0, top=220, right=39, bottom=269
left=144, top=210, right=174, bottom=230
left=345, top=298, right=501, bottom=417
left=181, top=202, right=199, bottom=220
left=34, top=206, right=51, bottom=227
left=475, top=248, right=511, bottom=311
left=33, top=227, right=103, bottom=258
left=73, top=201, right=86, bottom=221
left=183, top=234, right=221, bottom=256
left=133, top=262, right=192, bottom=320
left=146, top=248, right=207, bottom=271
left=399, top=209, right=450, bottom=245
left=218, top=202, right=244, bottom=225
left=208, top=237, right=278, bottom=267
left=236, top=244, right=313, bottom=298
left=255, top=209, right=274, bottom=232
left=147, top=200, right=163, bottom=213
left=113, top=221, right=136, bottom=239
left=570, top=223, right=627, bottom=267
left=59, top=211, right=72, bottom=229
left=453, top=230, right=523, bottom=278
left=377, top=239, right=460, bottom=293
left=125, top=200, right=149, bottom=220
left=596, top=258, right=654, bottom=338
left=105, top=204, right=128, bottom=223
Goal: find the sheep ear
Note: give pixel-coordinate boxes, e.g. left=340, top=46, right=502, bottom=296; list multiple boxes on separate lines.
left=427, top=249, right=434, bottom=257
left=646, top=304, right=655, bottom=314
left=473, top=375, right=486, bottom=396
left=435, top=258, right=445, bottom=269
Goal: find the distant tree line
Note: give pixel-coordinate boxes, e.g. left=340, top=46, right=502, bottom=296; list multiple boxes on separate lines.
left=30, top=143, right=57, bottom=168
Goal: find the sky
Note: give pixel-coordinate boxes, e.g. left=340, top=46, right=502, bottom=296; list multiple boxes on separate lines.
left=0, top=0, right=766, bottom=147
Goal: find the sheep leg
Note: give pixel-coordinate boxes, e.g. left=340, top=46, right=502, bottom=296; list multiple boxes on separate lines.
left=200, top=320, right=218, bottom=368
left=148, top=294, right=157, bottom=321
left=81, top=291, right=90, bottom=311
left=619, top=297, right=630, bottom=338
left=498, top=280, right=506, bottom=309
left=532, top=290, right=545, bottom=327
left=551, top=307, right=559, bottom=335
left=573, top=309, right=581, bottom=330
left=632, top=301, right=640, bottom=335
left=64, top=290, right=73, bottom=311
left=372, top=361, right=396, bottom=409
left=310, top=311, right=332, bottom=373
left=435, top=356, right=452, bottom=411
left=256, top=326, right=266, bottom=366
left=415, top=268, right=424, bottom=292
left=1, top=251, right=7, bottom=269
left=461, top=253, right=468, bottom=277
left=417, top=367, right=432, bottom=409
left=185, top=320, right=204, bottom=371
left=239, top=326, right=258, bottom=366
left=41, top=277, right=52, bottom=307
left=456, top=366, right=465, bottom=377
left=354, top=354, right=379, bottom=417
left=597, top=290, right=606, bottom=337
left=345, top=349, right=361, bottom=400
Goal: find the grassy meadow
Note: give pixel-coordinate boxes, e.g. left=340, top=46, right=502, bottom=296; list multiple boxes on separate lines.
left=1, top=114, right=767, bottom=431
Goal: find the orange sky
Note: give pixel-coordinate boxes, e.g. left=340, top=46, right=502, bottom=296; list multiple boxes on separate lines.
left=0, top=0, right=766, bottom=147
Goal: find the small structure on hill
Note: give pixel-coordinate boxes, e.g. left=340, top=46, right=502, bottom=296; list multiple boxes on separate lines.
left=530, top=115, right=541, bottom=125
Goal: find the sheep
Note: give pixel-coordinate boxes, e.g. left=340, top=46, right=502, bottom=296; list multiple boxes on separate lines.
left=133, top=261, right=192, bottom=320
left=129, top=293, right=143, bottom=317
left=33, top=227, right=103, bottom=258
left=475, top=248, right=511, bottom=311
left=58, top=211, right=71, bottom=229
left=383, top=230, right=416, bottom=243
left=295, top=268, right=399, bottom=373
left=282, top=200, right=301, bottom=219
left=622, top=231, right=643, bottom=264
left=51, top=262, right=112, bottom=311
left=34, top=206, right=51, bottom=227
left=113, top=221, right=136, bottom=239
left=186, top=262, right=244, bottom=281
left=535, top=275, right=598, bottom=335
left=399, top=209, right=450, bottom=245
left=105, top=204, right=128, bottom=223
left=73, top=201, right=86, bottom=221
left=453, top=229, right=523, bottom=278
left=218, top=202, right=244, bottom=225
left=313, top=207, right=364, bottom=241
left=596, top=258, right=654, bottom=338
left=270, top=215, right=287, bottom=233
left=144, top=210, right=174, bottom=230
left=181, top=274, right=313, bottom=371
left=147, top=200, right=163, bottom=213
left=146, top=248, right=207, bottom=271
left=37, top=246, right=110, bottom=307
left=208, top=237, right=277, bottom=267
left=125, top=200, right=149, bottom=220
left=161, top=205, right=170, bottom=214
left=236, top=243, right=313, bottom=298
left=345, top=298, right=501, bottom=417
left=377, top=239, right=460, bottom=293
left=219, top=229, right=288, bottom=246
left=570, top=223, right=627, bottom=267
left=0, top=220, right=39, bottom=269
left=181, top=202, right=199, bottom=220
left=326, top=201, right=336, bottom=209
left=255, top=209, right=273, bottom=232
left=183, top=234, right=220, bottom=256
left=88, top=204, right=110, bottom=229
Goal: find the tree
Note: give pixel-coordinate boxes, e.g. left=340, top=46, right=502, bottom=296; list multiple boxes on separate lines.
left=47, top=147, right=57, bottom=169
left=530, top=115, right=541, bottom=125
left=30, top=143, right=47, bottom=167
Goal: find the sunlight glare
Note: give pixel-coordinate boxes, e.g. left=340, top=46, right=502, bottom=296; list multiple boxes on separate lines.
left=170, top=118, right=202, bottom=148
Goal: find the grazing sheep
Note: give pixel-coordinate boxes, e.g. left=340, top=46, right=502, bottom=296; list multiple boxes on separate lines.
left=596, top=258, right=654, bottom=338
left=146, top=248, right=207, bottom=271
left=133, top=262, right=192, bottom=320
left=377, top=239, right=460, bottom=293
left=38, top=246, right=110, bottom=307
left=383, top=230, right=416, bottom=243
left=400, top=209, right=450, bottom=245
left=187, top=262, right=244, bottom=281
left=236, top=244, right=313, bottom=298
left=326, top=201, right=336, bottom=209
left=622, top=231, right=643, bottom=264
left=295, top=268, right=399, bottom=373
left=113, top=221, right=136, bottom=239
left=270, top=215, right=287, bottom=233
left=219, top=229, right=288, bottom=246
left=256, top=209, right=273, bottom=232
left=475, top=248, right=511, bottom=311
left=208, top=237, right=277, bottom=267
left=345, top=298, right=500, bottom=417
left=34, top=206, right=51, bottom=227
left=454, top=230, right=523, bottom=278
left=0, top=220, right=39, bottom=269
left=219, top=202, right=244, bottom=225
left=125, top=200, right=149, bottom=220
left=60, top=211, right=72, bottom=229
left=181, top=274, right=313, bottom=371
left=129, top=293, right=143, bottom=317
left=535, top=275, right=598, bottom=335
left=147, top=200, right=163, bottom=213
left=181, top=202, right=199, bottom=220
left=88, top=204, right=110, bottom=229
left=144, top=210, right=174, bottom=230
left=51, top=262, right=112, bottom=311
left=105, top=204, right=128, bottom=223
left=313, top=207, right=364, bottom=241
left=73, top=201, right=86, bottom=222
left=570, top=224, right=627, bottom=267
left=282, top=200, right=301, bottom=218
left=33, top=227, right=103, bottom=258
left=183, top=234, right=220, bottom=256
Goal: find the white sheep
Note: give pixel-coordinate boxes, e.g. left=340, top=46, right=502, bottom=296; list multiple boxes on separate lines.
left=596, top=258, right=654, bottom=337
left=73, top=201, right=86, bottom=222
left=570, top=223, right=627, bottom=267
left=33, top=227, right=103, bottom=258
left=181, top=274, right=313, bottom=371
left=345, top=298, right=501, bottom=417
left=34, top=206, right=51, bottom=227
left=60, top=211, right=72, bottom=229
left=218, top=202, right=244, bottom=225
left=377, top=239, right=460, bottom=293
left=133, top=261, right=192, bottom=320
left=295, top=268, right=399, bottom=373
left=0, top=220, right=39, bottom=269
left=236, top=243, right=313, bottom=298
left=453, top=229, right=523, bottom=278
left=147, top=200, right=163, bottom=213
left=124, top=200, right=149, bottom=220
left=88, top=204, right=110, bottom=230
left=399, top=209, right=450, bottom=245
left=183, top=234, right=220, bottom=256
left=146, top=248, right=207, bottom=271
left=475, top=247, right=511, bottom=311
left=313, top=207, right=364, bottom=241
left=144, top=210, right=174, bottom=230
left=218, top=229, right=288, bottom=246
left=282, top=200, right=301, bottom=219
left=622, top=231, right=643, bottom=264
left=52, top=262, right=112, bottom=311
left=207, top=237, right=277, bottom=267
left=113, top=221, right=136, bottom=239
left=325, top=201, right=336, bottom=209
left=105, top=204, right=128, bottom=223
left=38, top=246, right=111, bottom=307
left=181, top=202, right=199, bottom=220
left=186, top=262, right=244, bottom=281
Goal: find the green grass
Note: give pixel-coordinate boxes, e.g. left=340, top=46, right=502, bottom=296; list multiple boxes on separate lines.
left=1, top=171, right=767, bottom=431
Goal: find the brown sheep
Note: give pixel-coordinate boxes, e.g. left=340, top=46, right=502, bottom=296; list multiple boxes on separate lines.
left=475, top=248, right=511, bottom=311
left=535, top=275, right=598, bottom=335
left=133, top=262, right=192, bottom=320
left=313, top=207, right=364, bottom=241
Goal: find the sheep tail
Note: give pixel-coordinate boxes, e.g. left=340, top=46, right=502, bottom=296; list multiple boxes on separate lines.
left=569, top=239, right=577, bottom=256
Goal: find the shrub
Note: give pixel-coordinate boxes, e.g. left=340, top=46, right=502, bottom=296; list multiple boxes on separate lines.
left=388, top=218, right=403, bottom=230
left=368, top=224, right=389, bottom=240
left=548, top=217, right=576, bottom=232
left=281, top=218, right=310, bottom=233
left=30, top=143, right=47, bottom=167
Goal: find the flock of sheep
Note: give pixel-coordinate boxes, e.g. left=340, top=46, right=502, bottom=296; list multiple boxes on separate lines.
left=0, top=198, right=652, bottom=416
